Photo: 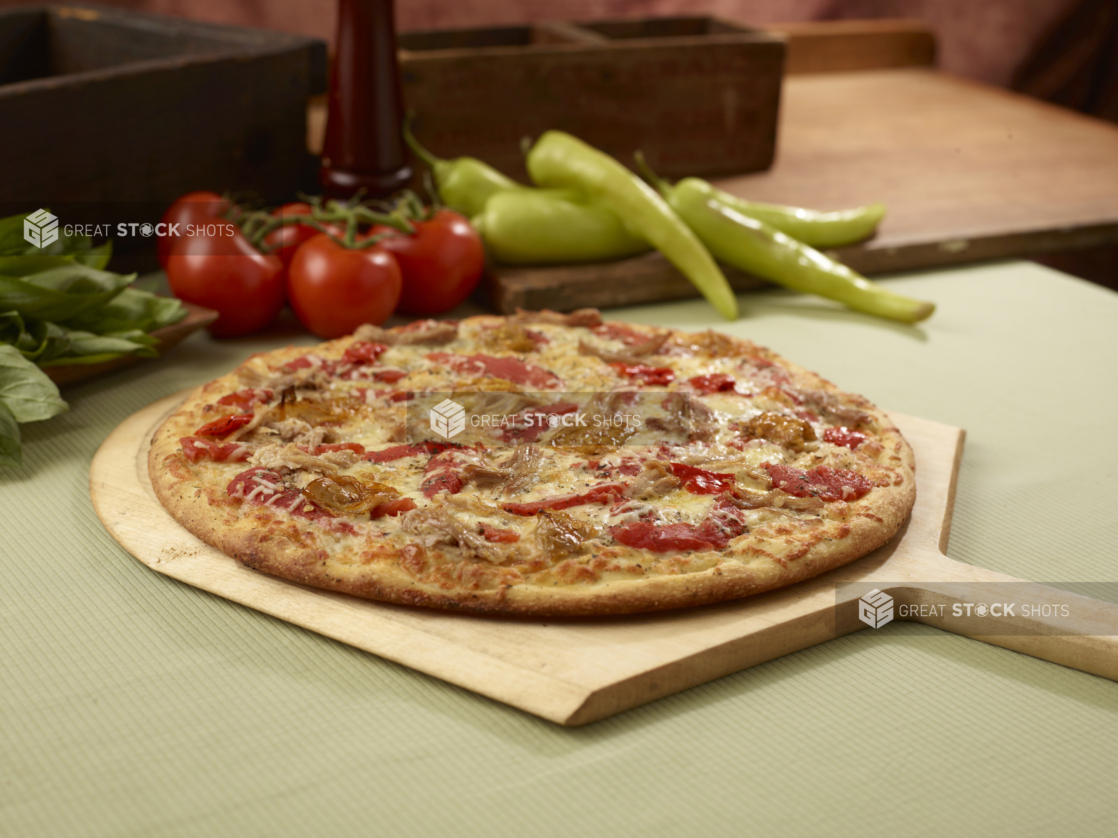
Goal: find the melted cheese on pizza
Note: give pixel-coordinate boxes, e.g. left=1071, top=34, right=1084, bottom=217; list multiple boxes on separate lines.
left=156, top=312, right=911, bottom=602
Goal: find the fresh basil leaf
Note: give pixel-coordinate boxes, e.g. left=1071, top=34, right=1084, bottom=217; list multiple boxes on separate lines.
left=38, top=329, right=156, bottom=366
left=0, top=313, right=78, bottom=363
left=0, top=265, right=134, bottom=321
left=26, top=263, right=136, bottom=298
left=0, top=310, right=25, bottom=346
left=62, top=288, right=185, bottom=335
left=74, top=241, right=112, bottom=270
left=0, top=344, right=67, bottom=422
left=31, top=227, right=93, bottom=258
left=28, top=321, right=76, bottom=363
left=0, top=255, right=79, bottom=275
left=0, top=400, right=21, bottom=467
left=26, top=320, right=72, bottom=363
left=104, top=328, right=159, bottom=347
left=0, top=214, right=32, bottom=256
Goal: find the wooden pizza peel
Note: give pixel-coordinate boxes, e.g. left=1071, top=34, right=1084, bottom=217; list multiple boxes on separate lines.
left=90, top=393, right=1118, bottom=725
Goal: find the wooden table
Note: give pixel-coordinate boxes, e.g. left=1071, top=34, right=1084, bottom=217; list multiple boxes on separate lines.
left=484, top=67, right=1118, bottom=312
left=305, top=17, right=1118, bottom=312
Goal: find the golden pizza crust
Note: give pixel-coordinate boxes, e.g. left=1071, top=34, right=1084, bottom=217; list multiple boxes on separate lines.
left=148, top=316, right=916, bottom=617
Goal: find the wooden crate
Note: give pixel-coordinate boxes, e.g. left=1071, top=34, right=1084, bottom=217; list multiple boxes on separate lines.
left=400, top=16, right=785, bottom=180
left=0, top=3, right=327, bottom=267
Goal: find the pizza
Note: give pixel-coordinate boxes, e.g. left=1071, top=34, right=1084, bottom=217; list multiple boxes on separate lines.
left=148, top=310, right=915, bottom=616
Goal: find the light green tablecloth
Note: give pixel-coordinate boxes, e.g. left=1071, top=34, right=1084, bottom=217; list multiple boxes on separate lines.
left=2, top=261, right=1115, bottom=837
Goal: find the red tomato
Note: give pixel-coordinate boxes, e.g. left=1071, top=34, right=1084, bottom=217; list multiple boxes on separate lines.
left=166, top=227, right=286, bottom=338
left=262, top=202, right=343, bottom=267
left=287, top=234, right=401, bottom=339
left=157, top=191, right=230, bottom=268
left=373, top=209, right=484, bottom=316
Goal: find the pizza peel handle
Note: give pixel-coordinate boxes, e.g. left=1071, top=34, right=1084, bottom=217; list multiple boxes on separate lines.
left=879, top=552, right=1118, bottom=680
left=826, top=418, right=1118, bottom=683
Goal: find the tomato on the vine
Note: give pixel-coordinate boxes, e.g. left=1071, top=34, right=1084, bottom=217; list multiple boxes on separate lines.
left=373, top=209, right=484, bottom=316
left=157, top=191, right=230, bottom=268
left=287, top=233, right=401, bottom=339
left=165, top=227, right=286, bottom=338
left=262, top=202, right=343, bottom=267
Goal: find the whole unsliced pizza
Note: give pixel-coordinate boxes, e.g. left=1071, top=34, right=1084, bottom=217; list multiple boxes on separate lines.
left=149, top=310, right=915, bottom=616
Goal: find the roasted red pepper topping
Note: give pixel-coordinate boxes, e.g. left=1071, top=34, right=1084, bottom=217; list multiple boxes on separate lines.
left=371, top=497, right=418, bottom=519
left=363, top=441, right=462, bottom=463
left=227, top=467, right=355, bottom=533
left=179, top=437, right=254, bottom=463
left=499, top=402, right=580, bottom=444
left=227, top=466, right=284, bottom=499
left=611, top=521, right=719, bottom=552
left=763, top=462, right=873, bottom=501
left=617, top=459, right=643, bottom=476
left=479, top=523, right=521, bottom=543
left=194, top=413, right=253, bottom=438
left=502, top=482, right=628, bottom=516
left=823, top=426, right=868, bottom=450
left=419, top=450, right=471, bottom=499
left=372, top=369, right=407, bottom=383
left=611, top=499, right=747, bottom=552
left=688, top=373, right=737, bottom=394
left=282, top=355, right=319, bottom=372
left=609, top=363, right=675, bottom=385
left=592, top=322, right=649, bottom=346
left=426, top=352, right=561, bottom=388
left=669, top=462, right=736, bottom=495
left=420, top=471, right=465, bottom=499
left=217, top=388, right=274, bottom=410
left=342, top=341, right=390, bottom=365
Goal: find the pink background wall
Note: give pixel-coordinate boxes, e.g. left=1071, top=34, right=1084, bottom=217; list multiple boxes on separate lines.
left=0, top=0, right=1076, bottom=88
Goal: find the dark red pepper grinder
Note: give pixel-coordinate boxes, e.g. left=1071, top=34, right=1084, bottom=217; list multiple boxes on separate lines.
left=319, top=0, right=412, bottom=199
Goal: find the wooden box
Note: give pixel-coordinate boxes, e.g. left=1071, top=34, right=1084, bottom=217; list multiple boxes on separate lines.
left=0, top=4, right=327, bottom=227
left=400, top=16, right=785, bottom=180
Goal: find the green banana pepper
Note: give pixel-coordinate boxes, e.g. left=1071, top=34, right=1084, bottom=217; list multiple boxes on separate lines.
left=644, top=168, right=933, bottom=323
left=405, top=124, right=528, bottom=218
left=405, top=122, right=643, bottom=265
left=404, top=119, right=591, bottom=218
left=683, top=181, right=885, bottom=249
left=472, top=191, right=650, bottom=265
left=632, top=155, right=886, bottom=249
left=527, top=131, right=738, bottom=320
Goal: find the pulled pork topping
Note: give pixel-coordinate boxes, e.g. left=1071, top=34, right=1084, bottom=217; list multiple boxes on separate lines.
left=250, top=443, right=340, bottom=475
left=577, top=331, right=669, bottom=365
left=354, top=321, right=459, bottom=345
left=511, top=308, right=602, bottom=328
left=397, top=507, right=511, bottom=563
left=625, top=461, right=681, bottom=500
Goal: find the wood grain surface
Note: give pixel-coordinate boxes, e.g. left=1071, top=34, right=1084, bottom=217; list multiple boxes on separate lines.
left=91, top=397, right=1118, bottom=724
left=773, top=18, right=936, bottom=75
left=398, top=17, right=784, bottom=181
left=485, top=68, right=1118, bottom=312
